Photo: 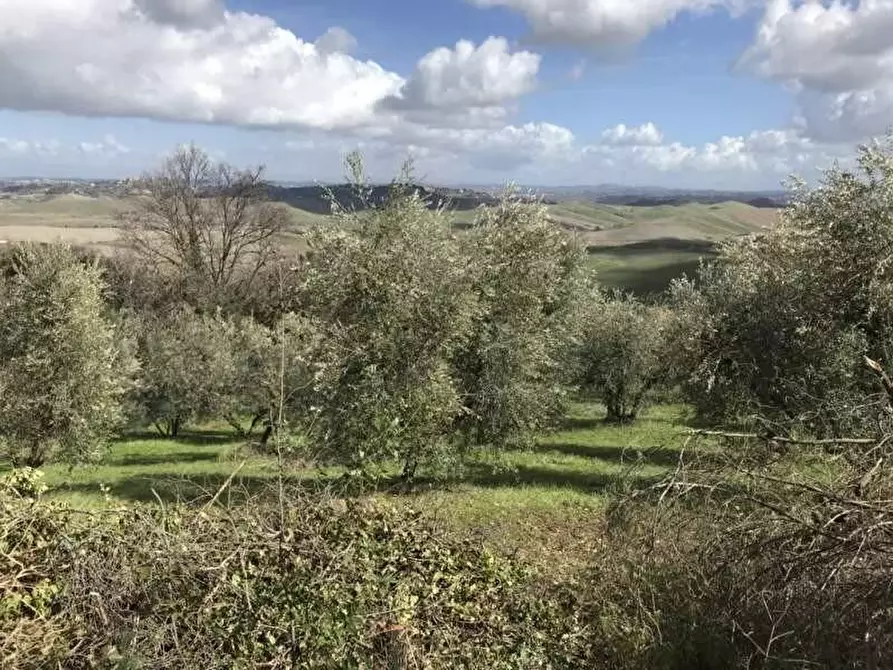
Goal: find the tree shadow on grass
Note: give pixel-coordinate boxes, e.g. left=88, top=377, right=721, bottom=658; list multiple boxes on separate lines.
left=109, top=451, right=223, bottom=467
left=535, top=442, right=685, bottom=467
left=558, top=413, right=690, bottom=432
left=120, top=429, right=244, bottom=447
left=403, top=461, right=662, bottom=497
left=559, top=417, right=605, bottom=431
left=55, top=460, right=660, bottom=505
left=459, top=462, right=658, bottom=493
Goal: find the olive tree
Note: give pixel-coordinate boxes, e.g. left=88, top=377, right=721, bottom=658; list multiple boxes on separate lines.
left=577, top=291, right=676, bottom=423
left=132, top=307, right=237, bottom=437
left=453, top=196, right=586, bottom=448
left=673, top=138, right=893, bottom=434
left=301, top=173, right=473, bottom=476
left=120, top=144, right=289, bottom=311
left=0, top=244, right=136, bottom=467
left=219, top=313, right=319, bottom=444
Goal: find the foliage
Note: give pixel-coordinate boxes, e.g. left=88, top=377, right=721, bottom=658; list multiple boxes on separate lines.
left=99, top=251, right=193, bottom=314
left=239, top=254, right=307, bottom=326
left=300, top=167, right=474, bottom=474
left=577, top=291, right=676, bottom=423
left=453, top=195, right=587, bottom=448
left=0, top=471, right=75, bottom=668
left=222, top=312, right=320, bottom=443
left=0, top=485, right=573, bottom=669
left=9, top=443, right=893, bottom=669
left=580, top=430, right=893, bottom=670
left=671, top=138, right=893, bottom=434
left=131, top=306, right=238, bottom=437
left=120, top=144, right=289, bottom=312
left=672, top=263, right=871, bottom=435
left=0, top=244, right=136, bottom=466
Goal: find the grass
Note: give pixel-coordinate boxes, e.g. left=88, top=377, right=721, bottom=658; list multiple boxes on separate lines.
left=587, top=246, right=716, bottom=295
left=41, top=403, right=690, bottom=505
left=39, top=402, right=689, bottom=505
left=34, top=402, right=693, bottom=567
left=0, top=194, right=767, bottom=296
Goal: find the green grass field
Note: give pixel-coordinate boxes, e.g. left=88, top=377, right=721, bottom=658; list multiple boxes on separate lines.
left=449, top=200, right=774, bottom=245
left=43, top=403, right=691, bottom=507
left=586, top=246, right=716, bottom=295
left=38, top=402, right=692, bottom=558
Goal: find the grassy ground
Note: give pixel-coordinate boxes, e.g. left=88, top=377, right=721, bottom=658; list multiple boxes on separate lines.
left=0, top=194, right=761, bottom=296
left=42, top=403, right=690, bottom=507
left=37, top=402, right=693, bottom=563
left=33, top=402, right=695, bottom=569
left=587, top=247, right=715, bottom=295
left=579, top=201, right=774, bottom=246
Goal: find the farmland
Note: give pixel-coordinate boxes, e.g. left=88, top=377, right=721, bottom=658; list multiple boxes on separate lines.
left=0, top=191, right=776, bottom=293
left=2, top=148, right=891, bottom=668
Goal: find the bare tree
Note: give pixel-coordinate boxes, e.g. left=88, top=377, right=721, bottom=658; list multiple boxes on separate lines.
left=120, top=144, right=288, bottom=309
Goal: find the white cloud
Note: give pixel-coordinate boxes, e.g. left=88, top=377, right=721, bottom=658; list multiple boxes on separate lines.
left=0, top=138, right=31, bottom=154
left=268, top=121, right=837, bottom=187
left=78, top=134, right=130, bottom=156
left=274, top=120, right=575, bottom=178
left=1, top=120, right=845, bottom=188
left=0, top=0, right=866, bottom=188
left=32, top=140, right=62, bottom=157
left=0, top=0, right=560, bottom=171
left=0, top=138, right=62, bottom=158
left=384, top=37, right=540, bottom=110
left=583, top=123, right=836, bottom=179
left=314, top=26, right=358, bottom=56
left=0, top=136, right=126, bottom=160
left=0, top=0, right=404, bottom=131
left=740, top=0, right=893, bottom=142
left=468, top=0, right=750, bottom=48
left=739, top=0, right=893, bottom=93
left=347, top=121, right=575, bottom=172
left=601, top=122, right=664, bottom=146
left=416, top=121, right=574, bottom=167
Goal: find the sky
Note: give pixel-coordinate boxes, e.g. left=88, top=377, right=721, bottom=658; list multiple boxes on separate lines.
left=0, top=0, right=891, bottom=188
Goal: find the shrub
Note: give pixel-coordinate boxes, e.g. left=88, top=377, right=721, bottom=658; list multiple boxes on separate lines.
left=453, top=196, right=586, bottom=448
left=577, top=291, right=676, bottom=423
left=0, top=243, right=136, bottom=466
left=221, top=312, right=320, bottom=445
left=301, top=172, right=473, bottom=475
left=672, top=244, right=875, bottom=435
left=580, top=436, right=893, bottom=670
left=0, top=484, right=568, bottom=669
left=672, top=139, right=893, bottom=435
left=131, top=306, right=238, bottom=436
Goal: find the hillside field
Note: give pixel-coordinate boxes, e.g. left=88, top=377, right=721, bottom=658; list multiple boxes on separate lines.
left=0, top=193, right=776, bottom=293
left=41, top=401, right=692, bottom=566
left=585, top=245, right=714, bottom=294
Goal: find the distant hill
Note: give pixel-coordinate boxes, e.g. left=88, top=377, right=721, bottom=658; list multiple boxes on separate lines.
left=2, top=177, right=787, bottom=210
left=528, top=184, right=788, bottom=208
left=266, top=184, right=519, bottom=214
left=0, top=191, right=777, bottom=250
left=540, top=200, right=777, bottom=247
left=0, top=189, right=779, bottom=296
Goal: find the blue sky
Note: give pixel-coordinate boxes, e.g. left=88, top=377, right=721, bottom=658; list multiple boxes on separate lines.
left=0, top=0, right=889, bottom=188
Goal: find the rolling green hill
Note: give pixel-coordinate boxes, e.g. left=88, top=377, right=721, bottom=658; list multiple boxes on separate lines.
left=548, top=200, right=777, bottom=244
left=0, top=193, right=778, bottom=295
left=545, top=200, right=776, bottom=295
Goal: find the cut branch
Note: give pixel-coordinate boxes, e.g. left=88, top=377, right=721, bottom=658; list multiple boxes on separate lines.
left=684, top=429, right=877, bottom=446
